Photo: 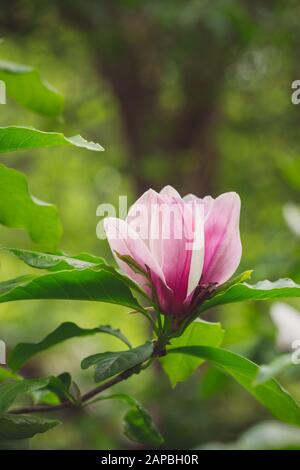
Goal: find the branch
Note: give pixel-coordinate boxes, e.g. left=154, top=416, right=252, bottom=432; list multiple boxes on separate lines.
left=9, top=366, right=140, bottom=415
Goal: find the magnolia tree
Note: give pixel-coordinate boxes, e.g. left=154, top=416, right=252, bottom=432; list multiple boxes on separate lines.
left=1, top=60, right=300, bottom=449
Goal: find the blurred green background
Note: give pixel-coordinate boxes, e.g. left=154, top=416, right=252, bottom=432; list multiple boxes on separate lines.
left=1, top=0, right=300, bottom=449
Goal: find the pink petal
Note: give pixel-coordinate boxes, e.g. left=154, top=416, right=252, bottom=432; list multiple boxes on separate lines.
left=184, top=193, right=214, bottom=221
left=160, top=185, right=181, bottom=200
left=126, top=189, right=160, bottom=249
left=201, top=192, right=242, bottom=285
left=186, top=200, right=205, bottom=295
left=157, top=198, right=196, bottom=304
left=103, top=217, right=165, bottom=295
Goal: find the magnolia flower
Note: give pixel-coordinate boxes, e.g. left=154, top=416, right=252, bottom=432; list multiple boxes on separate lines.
left=104, top=186, right=241, bottom=317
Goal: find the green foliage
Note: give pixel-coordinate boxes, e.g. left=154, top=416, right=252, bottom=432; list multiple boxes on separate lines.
left=0, top=368, right=20, bottom=382
left=81, top=342, right=153, bottom=382
left=0, top=126, right=104, bottom=153
left=47, top=374, right=80, bottom=405
left=0, top=267, right=145, bottom=312
left=87, top=394, right=163, bottom=445
left=201, top=279, right=300, bottom=312
left=0, top=60, right=64, bottom=116
left=161, top=320, right=225, bottom=387
left=168, top=346, right=300, bottom=427
left=0, top=378, right=48, bottom=412
left=0, top=164, right=63, bottom=251
left=8, top=322, right=131, bottom=372
left=4, top=246, right=147, bottom=299
left=0, top=414, right=59, bottom=440
left=6, top=248, right=106, bottom=271
left=1, top=5, right=300, bottom=449
left=214, top=270, right=253, bottom=295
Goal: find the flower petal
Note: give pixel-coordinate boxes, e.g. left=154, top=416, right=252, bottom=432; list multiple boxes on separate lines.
left=103, top=217, right=165, bottom=294
left=158, top=198, right=195, bottom=303
left=201, top=192, right=241, bottom=285
left=184, top=193, right=214, bottom=221
left=126, top=188, right=160, bottom=249
left=160, top=185, right=181, bottom=200
left=187, top=200, right=205, bottom=295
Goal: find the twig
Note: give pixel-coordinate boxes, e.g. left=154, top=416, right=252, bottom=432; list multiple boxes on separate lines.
left=9, top=367, right=139, bottom=415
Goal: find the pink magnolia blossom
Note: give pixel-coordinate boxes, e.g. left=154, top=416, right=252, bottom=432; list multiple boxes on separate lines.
left=104, top=186, right=241, bottom=317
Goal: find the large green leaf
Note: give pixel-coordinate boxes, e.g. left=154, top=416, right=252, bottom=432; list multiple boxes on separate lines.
left=160, top=320, right=225, bottom=387
left=8, top=322, right=132, bottom=371
left=88, top=394, right=163, bottom=445
left=4, top=247, right=146, bottom=299
left=0, top=164, right=62, bottom=250
left=168, top=346, right=300, bottom=426
left=0, top=414, right=59, bottom=440
left=0, top=126, right=104, bottom=153
left=201, top=279, right=300, bottom=312
left=0, top=60, right=63, bottom=116
left=81, top=341, right=153, bottom=382
left=0, top=378, right=48, bottom=412
left=5, top=248, right=106, bottom=271
left=0, top=267, right=145, bottom=312
left=4, top=248, right=148, bottom=305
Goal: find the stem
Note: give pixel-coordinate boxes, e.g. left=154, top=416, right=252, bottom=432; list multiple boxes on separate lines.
left=9, top=367, right=140, bottom=415
left=9, top=348, right=159, bottom=415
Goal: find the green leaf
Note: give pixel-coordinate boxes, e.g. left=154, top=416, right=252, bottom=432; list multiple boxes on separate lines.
left=81, top=341, right=153, bottom=383
left=0, top=378, right=48, bottom=412
left=93, top=325, right=132, bottom=349
left=47, top=374, right=77, bottom=405
left=0, top=367, right=20, bottom=382
left=4, top=247, right=148, bottom=301
left=0, top=163, right=62, bottom=251
left=0, top=267, right=146, bottom=312
left=86, top=394, right=163, bottom=445
left=201, top=279, right=300, bottom=312
left=45, top=373, right=81, bottom=407
left=31, top=389, right=60, bottom=407
left=168, top=346, right=300, bottom=426
left=254, top=354, right=295, bottom=385
left=0, top=60, right=64, bottom=116
left=8, top=322, right=132, bottom=372
left=160, top=320, right=225, bottom=387
left=0, top=413, right=59, bottom=440
left=214, top=270, right=253, bottom=295
left=124, top=407, right=163, bottom=446
left=5, top=247, right=106, bottom=271
left=0, top=126, right=104, bottom=153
